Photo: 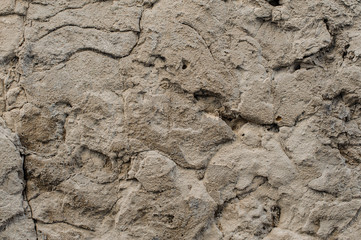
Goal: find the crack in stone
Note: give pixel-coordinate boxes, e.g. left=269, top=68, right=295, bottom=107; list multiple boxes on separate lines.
left=21, top=152, right=39, bottom=239
left=36, top=24, right=137, bottom=41
left=180, top=22, right=216, bottom=61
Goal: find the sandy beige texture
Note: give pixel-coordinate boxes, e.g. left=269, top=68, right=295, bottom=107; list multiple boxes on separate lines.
left=0, top=0, right=361, bottom=239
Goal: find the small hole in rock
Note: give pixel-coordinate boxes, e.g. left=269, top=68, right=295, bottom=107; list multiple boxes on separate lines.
left=342, top=51, right=347, bottom=58
left=294, top=63, right=301, bottom=71
left=276, top=116, right=282, bottom=121
left=242, top=133, right=245, bottom=136
left=342, top=44, right=350, bottom=59
left=323, top=19, right=330, bottom=30
left=267, top=124, right=279, bottom=133
left=267, top=0, right=281, bottom=6
left=181, top=59, right=189, bottom=70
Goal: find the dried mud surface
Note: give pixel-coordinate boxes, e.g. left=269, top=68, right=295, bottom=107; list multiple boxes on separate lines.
left=0, top=0, right=361, bottom=239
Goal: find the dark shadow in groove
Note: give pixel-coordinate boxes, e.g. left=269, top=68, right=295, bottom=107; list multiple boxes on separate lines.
left=267, top=0, right=281, bottom=6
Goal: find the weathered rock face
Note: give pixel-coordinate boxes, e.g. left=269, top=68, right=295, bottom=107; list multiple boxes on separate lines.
left=0, top=119, right=36, bottom=239
left=1, top=0, right=361, bottom=239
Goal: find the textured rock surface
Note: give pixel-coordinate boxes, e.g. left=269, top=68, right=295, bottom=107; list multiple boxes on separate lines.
left=0, top=119, right=36, bottom=239
left=1, top=0, right=361, bottom=239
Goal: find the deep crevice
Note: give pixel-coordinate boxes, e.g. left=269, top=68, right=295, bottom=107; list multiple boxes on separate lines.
left=214, top=204, right=224, bottom=219
left=21, top=152, right=39, bottom=239
left=293, top=63, right=301, bottom=71
left=193, top=89, right=223, bottom=103
left=219, top=112, right=247, bottom=131
left=143, top=0, right=160, bottom=8
left=193, top=89, right=247, bottom=131
left=342, top=44, right=350, bottom=59
left=266, top=0, right=281, bottom=6
left=266, top=123, right=280, bottom=133
left=271, top=205, right=281, bottom=227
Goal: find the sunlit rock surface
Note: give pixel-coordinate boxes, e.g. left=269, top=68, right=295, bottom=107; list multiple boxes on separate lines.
left=1, top=0, right=361, bottom=239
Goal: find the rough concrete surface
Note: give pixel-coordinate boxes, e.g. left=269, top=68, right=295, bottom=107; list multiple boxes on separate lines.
left=0, top=0, right=361, bottom=239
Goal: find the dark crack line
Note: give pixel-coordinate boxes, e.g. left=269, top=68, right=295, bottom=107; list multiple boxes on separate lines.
left=180, top=22, right=215, bottom=61
left=0, top=12, right=26, bottom=17
left=36, top=24, right=136, bottom=41
left=308, top=187, right=338, bottom=197
left=53, top=8, right=143, bottom=64
left=71, top=47, right=133, bottom=60
left=21, top=152, right=39, bottom=240
left=18, top=4, right=37, bottom=236
left=143, top=0, right=160, bottom=8
left=35, top=219, right=95, bottom=232
left=125, top=7, right=143, bottom=57
left=54, top=45, right=136, bottom=65
left=30, top=5, right=89, bottom=21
